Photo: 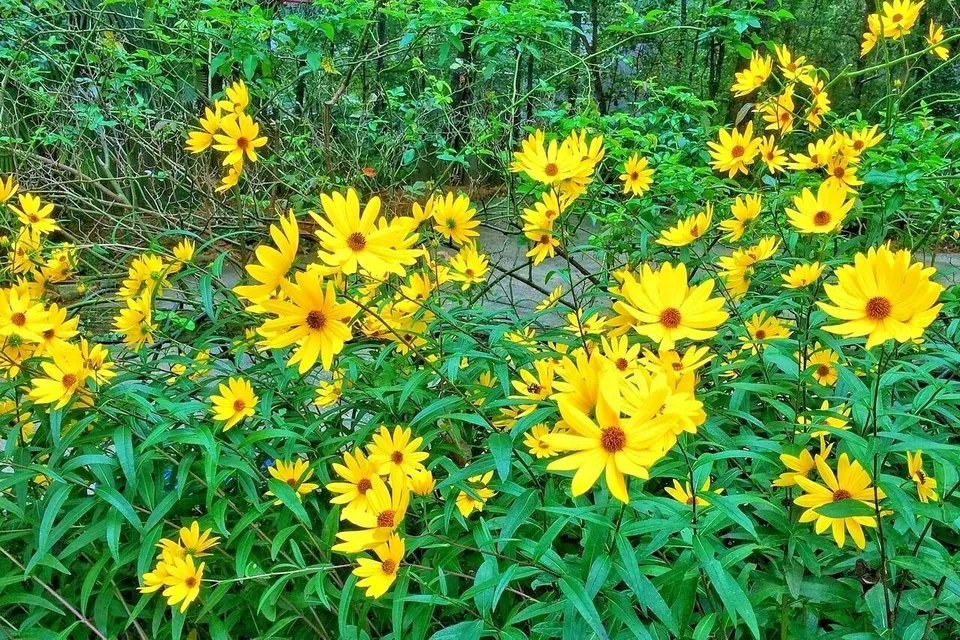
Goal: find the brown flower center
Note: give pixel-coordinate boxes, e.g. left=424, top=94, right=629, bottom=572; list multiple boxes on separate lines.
left=539, top=235, right=552, bottom=245
left=185, top=576, right=198, bottom=588
left=865, top=296, right=892, bottom=320
left=833, top=166, right=845, bottom=178
left=892, top=13, right=902, bottom=22
left=381, top=559, right=397, bottom=575
left=233, top=399, right=246, bottom=412
left=28, top=215, right=39, bottom=223
left=832, top=489, right=851, bottom=501
left=686, top=496, right=696, bottom=505
left=544, top=163, right=559, bottom=177
left=286, top=478, right=298, bottom=487
left=600, top=426, right=626, bottom=452
left=787, top=62, right=797, bottom=71
left=671, top=361, right=683, bottom=371
left=813, top=210, right=832, bottom=226
left=545, top=209, right=557, bottom=219
left=390, top=450, right=404, bottom=464
left=357, top=478, right=372, bottom=493
left=691, top=225, right=700, bottom=238
left=615, top=358, right=628, bottom=371
left=755, top=329, right=767, bottom=340
left=236, top=136, right=249, bottom=150
left=346, top=232, right=366, bottom=251
left=630, top=172, right=639, bottom=180
left=810, top=154, right=820, bottom=164
left=731, top=145, right=745, bottom=158
left=853, top=140, right=865, bottom=151
left=816, top=365, right=831, bottom=378
left=62, top=373, right=77, bottom=388
left=526, top=383, right=542, bottom=395
left=306, top=310, right=327, bottom=330
left=464, top=268, right=475, bottom=277
left=916, top=470, right=926, bottom=484
left=659, top=307, right=682, bottom=328
left=11, top=312, right=26, bottom=327
left=42, top=329, right=55, bottom=339
left=376, top=510, right=395, bottom=528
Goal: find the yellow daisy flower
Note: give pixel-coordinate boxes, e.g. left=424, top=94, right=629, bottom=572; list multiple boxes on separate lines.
left=209, top=377, right=258, bottom=431
left=432, top=192, right=480, bottom=245
left=353, top=533, right=405, bottom=599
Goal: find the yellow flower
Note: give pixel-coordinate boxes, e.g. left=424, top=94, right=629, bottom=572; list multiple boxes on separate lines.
left=788, top=137, right=839, bottom=171
left=140, top=550, right=177, bottom=594
left=759, top=85, right=795, bottom=135
left=824, top=157, right=863, bottom=193
left=906, top=450, right=938, bottom=503
left=113, top=294, right=155, bottom=351
left=266, top=459, right=320, bottom=504
left=730, top=51, right=772, bottom=96
left=613, top=263, right=728, bottom=350
left=160, top=555, right=205, bottom=613
left=185, top=106, right=222, bottom=153
left=327, top=449, right=381, bottom=516
left=432, top=192, right=480, bottom=245
left=32, top=304, right=79, bottom=359
left=619, top=153, right=654, bottom=196
left=739, top=311, right=792, bottom=353
left=640, top=345, right=713, bottom=394
left=448, top=244, right=489, bottom=290
left=26, top=342, right=90, bottom=410
left=795, top=453, right=884, bottom=549
left=353, top=534, right=405, bottom=598
left=511, top=359, right=555, bottom=415
left=10, top=193, right=59, bottom=235
left=215, top=162, right=243, bottom=193
left=408, top=469, right=436, bottom=496
left=786, top=181, right=854, bottom=234
left=657, top=203, right=712, bottom=247
left=805, top=344, right=840, bottom=386
left=173, top=239, right=196, bottom=264
left=216, top=79, right=250, bottom=114
left=511, top=130, right=589, bottom=185
left=410, top=197, right=435, bottom=223
left=535, top=286, right=564, bottom=311
left=720, top=195, right=761, bottom=242
left=311, top=188, right=419, bottom=278
left=367, top=425, right=428, bottom=483
left=782, top=261, right=825, bottom=288
left=523, top=424, right=562, bottom=459
left=0, top=286, right=50, bottom=343
left=0, top=175, right=18, bottom=203
left=315, top=375, right=343, bottom=407
left=798, top=400, right=851, bottom=438
left=708, top=122, right=761, bottom=178
left=522, top=189, right=569, bottom=231
left=258, top=270, right=353, bottom=372
left=234, top=211, right=299, bottom=306
left=118, top=254, right=172, bottom=300
left=758, top=135, right=788, bottom=173
left=665, top=477, right=723, bottom=507
left=556, top=129, right=604, bottom=198
left=156, top=521, right=220, bottom=560
left=565, top=308, right=607, bottom=336
left=333, top=475, right=409, bottom=552
left=818, top=245, right=943, bottom=348
left=209, top=377, right=257, bottom=431
left=600, top=335, right=642, bottom=377
left=775, top=44, right=814, bottom=82
left=544, top=371, right=676, bottom=503
left=212, top=113, right=266, bottom=165
left=926, top=21, right=949, bottom=61
left=525, top=227, right=560, bottom=266
left=877, top=0, right=924, bottom=39
left=773, top=446, right=828, bottom=488
left=456, top=471, right=496, bottom=517
left=844, top=126, right=885, bottom=156
left=10, top=228, right=43, bottom=275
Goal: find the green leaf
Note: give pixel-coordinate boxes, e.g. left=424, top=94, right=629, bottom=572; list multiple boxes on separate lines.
left=429, top=620, right=483, bottom=640
left=557, top=575, right=609, bottom=640
left=95, top=486, right=142, bottom=531
left=614, top=533, right=678, bottom=634
left=497, top=489, right=538, bottom=552
left=266, top=479, right=311, bottom=524
left=813, top=499, right=877, bottom=518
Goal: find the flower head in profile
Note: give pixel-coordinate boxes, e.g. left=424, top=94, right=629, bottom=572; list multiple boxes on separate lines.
left=432, top=193, right=480, bottom=245
left=267, top=459, right=320, bottom=504
left=720, top=195, right=761, bottom=242
left=773, top=448, right=825, bottom=488
left=731, top=51, right=772, bottom=96
left=619, top=153, right=654, bottom=196
left=794, top=453, right=884, bottom=549
left=212, top=113, right=267, bottom=165
left=613, top=263, right=728, bottom=350
left=258, top=269, right=354, bottom=372
left=186, top=106, right=222, bottom=153
left=666, top=477, right=723, bottom=507
left=511, top=359, right=556, bottom=415
left=926, top=21, right=950, bottom=61
left=708, top=122, right=761, bottom=178
left=157, top=521, right=220, bottom=560
left=217, top=79, right=250, bottom=114
left=523, top=424, right=562, bottom=459
left=759, top=85, right=795, bottom=135
left=0, top=175, right=18, bottom=203
left=782, top=262, right=825, bottom=288
left=408, top=469, right=436, bottom=496
left=209, top=377, right=258, bottom=431
left=657, top=203, right=712, bottom=247
left=818, top=245, right=943, bottom=348
left=456, top=471, right=496, bottom=517
left=10, top=194, right=59, bottom=234
left=785, top=181, right=855, bottom=234
left=906, top=450, right=938, bottom=503
left=234, top=211, right=299, bottom=306
left=448, top=244, right=489, bottom=290
left=522, top=189, right=569, bottom=231
left=353, top=534, right=405, bottom=598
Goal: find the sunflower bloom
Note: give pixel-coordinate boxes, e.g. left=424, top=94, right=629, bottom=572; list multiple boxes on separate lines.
left=818, top=245, right=943, bottom=348
left=782, top=262, right=825, bottom=288
left=185, top=106, right=222, bottom=153
left=26, top=342, right=90, bottom=410
left=432, top=193, right=480, bottom=245
left=448, top=244, right=489, bottom=290
left=0, top=175, right=18, bottom=203
left=511, top=130, right=589, bottom=185
left=720, top=194, right=761, bottom=241
left=786, top=181, right=854, bottom=234
left=620, top=154, right=654, bottom=196
left=613, top=263, right=728, bottom=350
left=234, top=210, right=299, bottom=306
left=794, top=453, right=885, bottom=549
left=160, top=555, right=205, bottom=613
left=333, top=475, right=409, bottom=553
left=327, top=449, right=381, bottom=516
left=353, top=534, right=405, bottom=598
left=730, top=51, right=773, bottom=96
left=906, top=450, right=938, bottom=503
left=456, top=471, right=496, bottom=517
left=10, top=194, right=59, bottom=234
left=708, top=122, right=761, bottom=178
left=773, top=445, right=831, bottom=488
left=926, top=21, right=949, bottom=61
left=209, top=377, right=258, bottom=431
left=657, top=203, right=712, bottom=247
left=666, top=477, right=723, bottom=507
left=0, top=286, right=50, bottom=343
left=212, top=113, right=267, bottom=165
left=156, top=521, right=220, bottom=560
left=523, top=424, right=562, bottom=459
left=758, top=136, right=788, bottom=173
left=267, top=459, right=320, bottom=504
left=367, top=425, right=428, bottom=484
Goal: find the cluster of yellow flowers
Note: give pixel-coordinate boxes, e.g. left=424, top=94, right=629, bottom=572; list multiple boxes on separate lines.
left=861, top=0, right=949, bottom=61
left=110, top=239, right=195, bottom=351
left=140, top=522, right=219, bottom=612
left=0, top=176, right=115, bottom=424
left=186, top=80, right=268, bottom=192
